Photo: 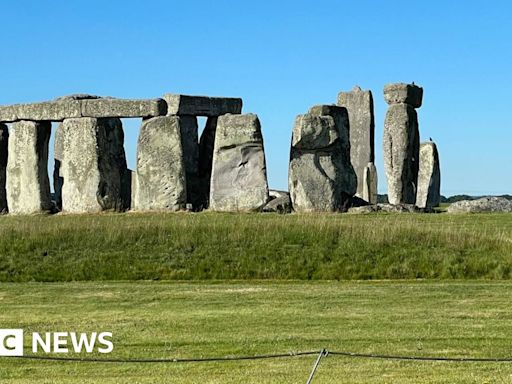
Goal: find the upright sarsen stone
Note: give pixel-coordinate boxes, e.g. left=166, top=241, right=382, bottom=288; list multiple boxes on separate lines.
left=179, top=116, right=200, bottom=207
left=383, top=83, right=422, bottom=205
left=289, top=108, right=356, bottom=212
left=209, top=114, right=269, bottom=211
left=60, top=117, right=127, bottom=213
left=53, top=123, right=64, bottom=211
left=362, top=162, right=378, bottom=204
left=197, top=117, right=218, bottom=208
left=416, top=142, right=441, bottom=208
left=337, top=86, right=375, bottom=201
left=0, top=124, right=8, bottom=213
left=135, top=116, right=186, bottom=211
left=6, top=121, right=52, bottom=214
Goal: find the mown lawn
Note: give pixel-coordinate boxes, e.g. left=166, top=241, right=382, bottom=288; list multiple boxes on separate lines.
left=1, top=281, right=512, bottom=383
left=1, top=212, right=512, bottom=281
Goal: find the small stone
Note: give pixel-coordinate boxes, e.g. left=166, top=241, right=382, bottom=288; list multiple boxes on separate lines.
left=416, top=142, right=441, bottom=208
left=384, top=83, right=423, bottom=108
left=262, top=190, right=292, bottom=213
left=6, top=121, right=52, bottom=214
left=209, top=114, right=269, bottom=211
left=135, top=116, right=187, bottom=211
left=163, top=94, right=242, bottom=116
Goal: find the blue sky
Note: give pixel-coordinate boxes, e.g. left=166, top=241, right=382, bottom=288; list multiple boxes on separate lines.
left=1, top=0, right=511, bottom=196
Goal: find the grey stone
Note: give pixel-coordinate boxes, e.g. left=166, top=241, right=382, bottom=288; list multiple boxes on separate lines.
left=0, top=100, right=82, bottom=123
left=81, top=98, right=166, bottom=118
left=197, top=116, right=218, bottom=208
left=384, top=83, right=423, bottom=108
left=209, top=114, right=269, bottom=211
left=383, top=103, right=420, bottom=205
left=163, top=94, right=242, bottom=116
left=337, top=86, right=375, bottom=199
left=179, top=116, right=200, bottom=207
left=347, top=205, right=379, bottom=214
left=60, top=117, right=127, bottom=213
left=262, top=190, right=292, bottom=214
left=416, top=142, right=441, bottom=208
left=447, top=197, right=512, bottom=213
left=135, top=116, right=187, bottom=211
left=362, top=162, right=378, bottom=204
left=6, top=121, right=52, bottom=214
left=378, top=203, right=420, bottom=213
left=0, top=124, right=8, bottom=213
left=289, top=110, right=356, bottom=212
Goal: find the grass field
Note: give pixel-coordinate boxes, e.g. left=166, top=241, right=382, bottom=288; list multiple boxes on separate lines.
left=1, top=281, right=512, bottom=383
left=1, top=212, right=512, bottom=281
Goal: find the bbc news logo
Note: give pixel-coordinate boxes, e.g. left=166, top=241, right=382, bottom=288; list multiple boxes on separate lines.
left=0, top=329, right=113, bottom=356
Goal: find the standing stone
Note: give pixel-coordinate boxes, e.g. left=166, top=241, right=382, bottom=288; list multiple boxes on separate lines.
left=289, top=107, right=357, bottom=212
left=178, top=116, right=200, bottom=207
left=383, top=83, right=422, bottom=205
left=209, top=114, right=269, bottom=211
left=362, top=162, right=378, bottom=204
left=53, top=123, right=64, bottom=211
left=60, top=117, right=127, bottom=213
left=197, top=116, right=218, bottom=208
left=0, top=124, right=8, bottom=213
left=337, top=86, right=376, bottom=201
left=135, top=116, right=186, bottom=211
left=6, top=121, right=52, bottom=214
left=416, top=142, right=441, bottom=208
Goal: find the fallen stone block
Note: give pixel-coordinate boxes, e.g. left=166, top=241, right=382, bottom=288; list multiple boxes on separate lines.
left=337, top=86, right=375, bottom=199
left=60, top=117, right=127, bottom=213
left=384, top=83, right=423, bottom=108
left=0, top=124, right=8, bottom=213
left=135, top=116, right=187, bottom=211
left=163, top=94, right=242, bottom=116
left=262, top=190, right=292, bottom=214
left=448, top=197, right=512, bottom=213
left=209, top=114, right=269, bottom=211
left=416, top=142, right=441, bottom=208
left=6, top=121, right=52, bottom=214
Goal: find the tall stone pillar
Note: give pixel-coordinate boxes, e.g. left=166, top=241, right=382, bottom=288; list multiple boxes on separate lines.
left=198, top=117, right=218, bottom=209
left=179, top=116, right=200, bottom=207
left=289, top=106, right=357, bottom=212
left=383, top=83, right=422, bottom=205
left=6, top=120, right=52, bottom=214
left=362, top=162, right=378, bottom=204
left=53, top=123, right=64, bottom=211
left=0, top=124, right=8, bottom=213
left=209, top=114, right=269, bottom=211
left=416, top=142, right=441, bottom=208
left=337, top=86, right=376, bottom=201
left=135, top=116, right=186, bottom=211
left=60, top=117, right=127, bottom=213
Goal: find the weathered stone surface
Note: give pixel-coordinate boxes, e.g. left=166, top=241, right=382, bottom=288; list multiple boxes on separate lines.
left=179, top=116, right=200, bottom=207
left=0, top=97, right=166, bottom=122
left=60, top=117, right=127, bottom=213
left=362, top=162, right=378, bottom=204
left=416, top=142, right=441, bottom=208
left=347, top=205, right=378, bottom=214
left=197, top=117, right=218, bottom=209
left=289, top=111, right=357, bottom=212
left=209, top=114, right=269, bottom=211
left=447, top=197, right=512, bottom=213
left=53, top=123, right=64, bottom=211
left=348, top=203, right=423, bottom=214
left=81, top=98, right=166, bottom=118
left=135, top=116, right=187, bottom=211
left=163, top=94, right=242, bottom=116
left=337, top=86, right=375, bottom=199
left=384, top=83, right=423, bottom=108
left=0, top=124, right=8, bottom=213
left=383, top=103, right=420, bottom=205
left=6, top=121, right=52, bottom=214
left=262, top=190, right=292, bottom=213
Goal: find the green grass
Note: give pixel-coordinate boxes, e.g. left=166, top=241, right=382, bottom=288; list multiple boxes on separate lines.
left=1, top=212, right=512, bottom=281
left=2, top=281, right=512, bottom=383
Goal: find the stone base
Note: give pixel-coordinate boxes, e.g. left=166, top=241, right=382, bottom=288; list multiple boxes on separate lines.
left=135, top=116, right=186, bottom=211
left=60, top=117, right=128, bottom=213
left=6, top=121, right=52, bottom=214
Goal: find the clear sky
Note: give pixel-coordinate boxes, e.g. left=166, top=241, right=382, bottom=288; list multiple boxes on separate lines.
left=1, top=0, right=511, bottom=196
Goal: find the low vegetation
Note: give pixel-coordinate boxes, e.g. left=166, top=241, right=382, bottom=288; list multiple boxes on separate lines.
left=1, top=212, right=512, bottom=281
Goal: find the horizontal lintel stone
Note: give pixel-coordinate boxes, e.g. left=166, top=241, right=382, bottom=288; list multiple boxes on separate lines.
left=163, top=94, right=242, bottom=116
